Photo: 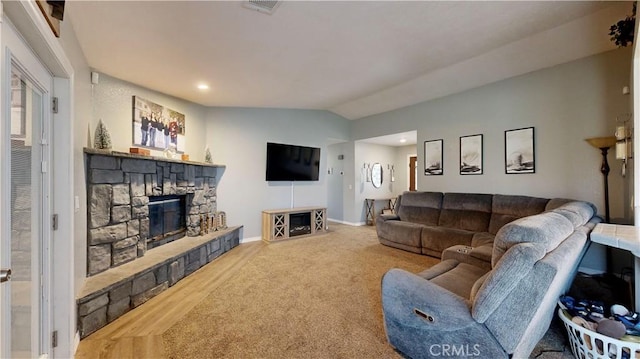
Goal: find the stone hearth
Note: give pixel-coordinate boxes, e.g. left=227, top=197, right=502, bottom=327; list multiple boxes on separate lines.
left=77, top=226, right=241, bottom=338
left=85, top=148, right=221, bottom=275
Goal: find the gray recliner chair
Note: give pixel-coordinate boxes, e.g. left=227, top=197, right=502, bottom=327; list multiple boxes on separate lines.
left=381, top=201, right=598, bottom=358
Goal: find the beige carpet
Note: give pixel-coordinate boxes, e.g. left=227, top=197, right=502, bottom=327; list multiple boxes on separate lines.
left=162, top=223, right=439, bottom=358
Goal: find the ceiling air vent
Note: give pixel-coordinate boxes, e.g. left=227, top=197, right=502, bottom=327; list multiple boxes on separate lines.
left=243, top=0, right=281, bottom=15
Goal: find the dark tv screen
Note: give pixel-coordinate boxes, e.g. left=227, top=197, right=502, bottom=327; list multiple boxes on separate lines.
left=266, top=142, right=321, bottom=181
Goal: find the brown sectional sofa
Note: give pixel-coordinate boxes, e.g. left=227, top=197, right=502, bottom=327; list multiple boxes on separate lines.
left=376, top=191, right=569, bottom=265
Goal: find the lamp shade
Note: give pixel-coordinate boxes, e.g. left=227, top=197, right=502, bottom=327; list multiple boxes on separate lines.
left=585, top=136, right=617, bottom=149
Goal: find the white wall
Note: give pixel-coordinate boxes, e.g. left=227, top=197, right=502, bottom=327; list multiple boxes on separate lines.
left=206, top=107, right=349, bottom=240
left=57, top=14, right=92, bottom=294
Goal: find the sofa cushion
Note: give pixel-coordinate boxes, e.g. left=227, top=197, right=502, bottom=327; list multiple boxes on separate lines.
left=438, top=193, right=492, bottom=232
left=418, top=259, right=489, bottom=299
left=396, top=191, right=443, bottom=226
left=545, top=198, right=573, bottom=211
left=491, top=211, right=574, bottom=268
left=551, top=201, right=596, bottom=228
left=488, top=194, right=549, bottom=234
left=376, top=220, right=423, bottom=248
left=471, top=232, right=494, bottom=247
left=421, top=226, right=474, bottom=257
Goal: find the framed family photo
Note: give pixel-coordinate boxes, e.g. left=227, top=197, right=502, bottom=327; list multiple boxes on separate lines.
left=424, top=139, right=443, bottom=175
left=132, top=96, right=186, bottom=152
left=505, top=127, right=535, bottom=174
left=460, top=134, right=483, bottom=175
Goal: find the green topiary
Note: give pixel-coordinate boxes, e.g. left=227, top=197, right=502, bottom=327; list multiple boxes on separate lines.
left=609, top=3, right=636, bottom=47
left=93, top=119, right=112, bottom=149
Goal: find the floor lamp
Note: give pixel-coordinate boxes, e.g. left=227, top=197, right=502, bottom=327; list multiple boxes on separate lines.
left=585, top=136, right=617, bottom=274
left=585, top=136, right=617, bottom=223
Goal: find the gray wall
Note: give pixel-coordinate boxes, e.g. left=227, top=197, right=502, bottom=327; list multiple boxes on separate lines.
left=351, top=47, right=632, bottom=224
left=327, top=143, right=347, bottom=221
left=205, top=107, right=350, bottom=239
left=349, top=47, right=633, bottom=272
left=352, top=142, right=405, bottom=224
left=91, top=74, right=209, bottom=159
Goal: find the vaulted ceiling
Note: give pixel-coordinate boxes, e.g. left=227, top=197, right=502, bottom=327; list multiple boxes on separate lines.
left=67, top=1, right=632, bottom=120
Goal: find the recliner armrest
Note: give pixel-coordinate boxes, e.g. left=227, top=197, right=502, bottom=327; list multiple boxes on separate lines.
left=382, top=268, right=475, bottom=330
left=381, top=268, right=508, bottom=359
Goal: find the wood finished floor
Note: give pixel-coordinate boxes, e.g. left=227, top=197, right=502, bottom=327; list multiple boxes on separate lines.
left=75, top=240, right=265, bottom=359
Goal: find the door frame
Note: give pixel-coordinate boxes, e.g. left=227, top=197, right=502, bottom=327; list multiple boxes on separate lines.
left=2, top=14, right=53, bottom=357
left=1, top=1, right=75, bottom=357
left=407, top=154, right=417, bottom=191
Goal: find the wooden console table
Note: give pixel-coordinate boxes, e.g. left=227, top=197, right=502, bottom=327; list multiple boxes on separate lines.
left=262, top=206, right=327, bottom=242
left=365, top=197, right=397, bottom=225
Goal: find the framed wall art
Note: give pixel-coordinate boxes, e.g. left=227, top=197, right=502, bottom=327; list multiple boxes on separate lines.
left=505, top=127, right=535, bottom=174
left=460, top=134, right=483, bottom=175
left=424, top=139, right=443, bottom=175
left=132, top=96, right=186, bottom=152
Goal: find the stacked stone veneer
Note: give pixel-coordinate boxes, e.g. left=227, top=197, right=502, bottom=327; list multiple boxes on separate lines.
left=77, top=228, right=240, bottom=338
left=86, top=150, right=219, bottom=275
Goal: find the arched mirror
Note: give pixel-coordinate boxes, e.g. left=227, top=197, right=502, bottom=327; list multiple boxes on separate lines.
left=371, top=163, right=383, bottom=188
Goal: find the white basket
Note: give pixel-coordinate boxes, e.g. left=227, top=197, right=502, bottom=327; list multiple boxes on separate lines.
left=558, top=308, right=640, bottom=359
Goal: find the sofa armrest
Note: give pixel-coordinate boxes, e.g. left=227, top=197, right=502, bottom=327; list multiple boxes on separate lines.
left=377, top=214, right=400, bottom=223
left=441, top=245, right=492, bottom=270
left=382, top=268, right=475, bottom=330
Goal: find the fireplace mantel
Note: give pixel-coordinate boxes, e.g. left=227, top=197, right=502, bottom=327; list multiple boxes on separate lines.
left=84, top=147, right=226, bottom=169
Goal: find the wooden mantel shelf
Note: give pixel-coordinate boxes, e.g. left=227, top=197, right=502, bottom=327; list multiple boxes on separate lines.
left=83, top=147, right=225, bottom=168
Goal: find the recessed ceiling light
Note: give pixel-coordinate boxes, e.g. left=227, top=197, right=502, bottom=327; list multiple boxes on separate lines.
left=400, top=138, right=407, bottom=143
left=197, top=84, right=209, bottom=90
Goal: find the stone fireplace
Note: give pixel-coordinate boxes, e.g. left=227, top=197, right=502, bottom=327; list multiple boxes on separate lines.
left=79, top=148, right=241, bottom=338
left=86, top=148, right=219, bottom=276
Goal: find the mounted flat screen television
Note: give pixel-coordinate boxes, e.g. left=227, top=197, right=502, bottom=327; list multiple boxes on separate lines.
left=266, top=142, right=321, bottom=181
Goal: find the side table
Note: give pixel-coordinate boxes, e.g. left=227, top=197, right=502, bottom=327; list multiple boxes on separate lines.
left=590, top=223, right=640, bottom=310
left=364, top=197, right=397, bottom=225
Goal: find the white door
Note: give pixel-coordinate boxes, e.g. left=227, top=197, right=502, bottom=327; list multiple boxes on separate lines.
left=0, top=18, right=53, bottom=359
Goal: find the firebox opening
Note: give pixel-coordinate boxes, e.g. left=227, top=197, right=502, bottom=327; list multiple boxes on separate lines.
left=289, top=212, right=311, bottom=237
left=148, top=195, right=186, bottom=249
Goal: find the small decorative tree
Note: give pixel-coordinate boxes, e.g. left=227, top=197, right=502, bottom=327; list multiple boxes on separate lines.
left=93, top=119, right=112, bottom=149
left=609, top=3, right=636, bottom=47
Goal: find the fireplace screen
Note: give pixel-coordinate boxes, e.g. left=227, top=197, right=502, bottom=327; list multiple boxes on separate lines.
left=289, top=212, right=311, bottom=237
left=148, top=195, right=186, bottom=248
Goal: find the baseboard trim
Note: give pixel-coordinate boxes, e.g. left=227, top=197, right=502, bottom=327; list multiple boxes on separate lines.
left=241, top=236, right=262, bottom=243
left=74, top=331, right=80, bottom=354
left=327, top=219, right=366, bottom=226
